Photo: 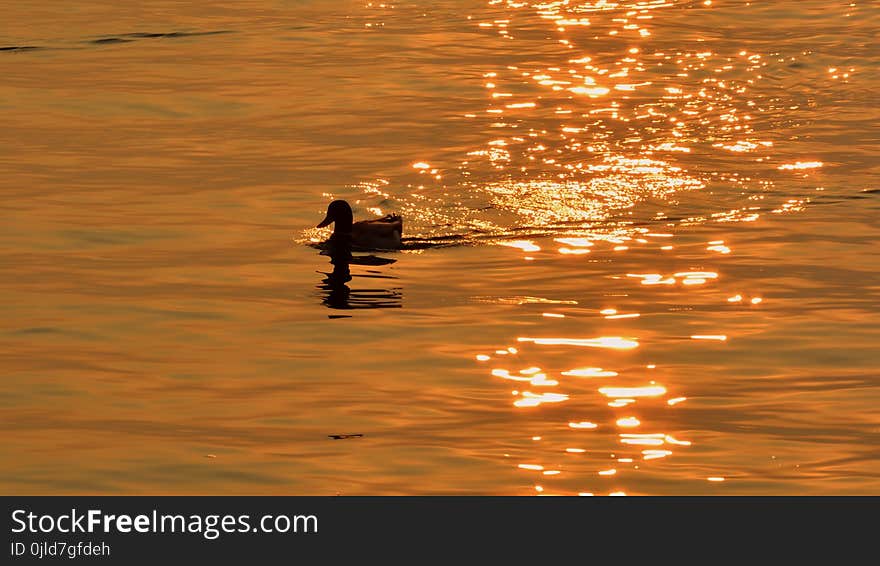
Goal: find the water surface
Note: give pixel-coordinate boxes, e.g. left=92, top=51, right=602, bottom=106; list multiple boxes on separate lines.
left=1, top=0, right=878, bottom=494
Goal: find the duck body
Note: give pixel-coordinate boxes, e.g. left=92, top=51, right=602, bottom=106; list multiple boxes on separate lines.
left=317, top=200, right=403, bottom=250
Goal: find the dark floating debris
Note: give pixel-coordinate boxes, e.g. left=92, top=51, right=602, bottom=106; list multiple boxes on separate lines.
left=0, top=46, right=41, bottom=52
left=328, top=434, right=364, bottom=440
left=91, top=30, right=233, bottom=45
left=124, top=31, right=232, bottom=38
left=91, top=37, right=134, bottom=44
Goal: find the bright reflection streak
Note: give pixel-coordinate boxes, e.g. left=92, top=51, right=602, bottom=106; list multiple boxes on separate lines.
left=608, top=399, right=635, bottom=407
left=690, top=335, right=728, bottom=341
left=628, top=273, right=675, bottom=285
left=518, top=464, right=544, bottom=471
left=643, top=449, right=673, bottom=460
left=476, top=354, right=491, bottom=361
left=600, top=308, right=617, bottom=315
left=665, top=435, right=692, bottom=446
left=622, top=438, right=664, bottom=446
left=558, top=247, right=591, bottom=255
left=707, top=477, right=726, bottom=482
left=566, top=448, right=586, bottom=453
left=620, top=433, right=666, bottom=446
left=570, top=86, right=610, bottom=96
left=727, top=295, right=743, bottom=303
left=605, top=313, right=640, bottom=319
left=554, top=238, right=594, bottom=247
left=628, top=271, right=719, bottom=286
left=501, top=240, right=541, bottom=252
left=569, top=421, right=598, bottom=429
left=598, top=469, right=616, bottom=476
left=667, top=397, right=687, bottom=406
left=480, top=296, right=579, bottom=306
left=616, top=417, right=641, bottom=427
left=518, top=336, right=639, bottom=349
left=599, top=385, right=667, bottom=398
left=609, top=492, right=627, bottom=497
left=562, top=367, right=618, bottom=378
left=542, top=313, right=565, bottom=318
left=514, top=391, right=569, bottom=407
left=778, top=161, right=822, bottom=170
left=674, top=271, right=719, bottom=279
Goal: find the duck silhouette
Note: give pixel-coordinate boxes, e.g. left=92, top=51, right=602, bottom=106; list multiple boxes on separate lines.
left=317, top=200, right=403, bottom=250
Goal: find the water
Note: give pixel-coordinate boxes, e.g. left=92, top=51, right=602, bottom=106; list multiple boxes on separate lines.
left=1, top=0, right=878, bottom=495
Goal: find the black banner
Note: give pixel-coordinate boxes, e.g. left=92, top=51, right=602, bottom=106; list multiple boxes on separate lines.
left=2, top=496, right=873, bottom=563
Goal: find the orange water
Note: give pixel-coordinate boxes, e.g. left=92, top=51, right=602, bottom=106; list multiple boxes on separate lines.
left=1, top=0, right=878, bottom=494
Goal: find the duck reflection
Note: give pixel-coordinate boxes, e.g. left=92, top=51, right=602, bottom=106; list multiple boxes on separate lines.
left=317, top=238, right=402, bottom=313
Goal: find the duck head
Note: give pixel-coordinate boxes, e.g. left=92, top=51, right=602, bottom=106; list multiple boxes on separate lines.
left=317, top=200, right=353, bottom=235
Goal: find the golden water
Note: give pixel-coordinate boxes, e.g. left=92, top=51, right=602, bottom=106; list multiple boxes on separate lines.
left=1, top=0, right=878, bottom=494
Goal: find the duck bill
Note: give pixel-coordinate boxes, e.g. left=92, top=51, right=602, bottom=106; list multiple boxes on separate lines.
left=316, top=215, right=332, bottom=228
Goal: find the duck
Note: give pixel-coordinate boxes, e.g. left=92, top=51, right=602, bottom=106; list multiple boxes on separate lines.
left=317, top=200, right=403, bottom=250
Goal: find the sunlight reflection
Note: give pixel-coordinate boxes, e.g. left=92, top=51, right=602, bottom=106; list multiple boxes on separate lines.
left=459, top=0, right=828, bottom=496
left=518, top=336, right=639, bottom=349
left=501, top=240, right=541, bottom=252
left=643, top=449, right=673, bottom=460
left=514, top=391, right=570, bottom=407
left=599, top=385, right=667, bottom=397
left=620, top=433, right=666, bottom=446
left=562, top=367, right=618, bottom=378
left=778, top=161, right=823, bottom=170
